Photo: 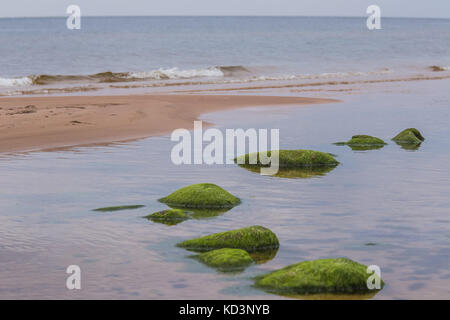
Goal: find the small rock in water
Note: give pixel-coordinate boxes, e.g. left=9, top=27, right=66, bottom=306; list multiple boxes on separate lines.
left=255, top=257, right=384, bottom=295
left=145, top=209, right=190, bottom=226
left=177, top=226, right=280, bottom=252
left=92, top=205, right=145, bottom=212
left=392, top=128, right=424, bottom=146
left=159, top=183, right=240, bottom=209
left=335, top=135, right=387, bottom=151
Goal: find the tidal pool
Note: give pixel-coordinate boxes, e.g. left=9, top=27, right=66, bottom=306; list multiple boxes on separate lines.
left=0, top=80, right=449, bottom=299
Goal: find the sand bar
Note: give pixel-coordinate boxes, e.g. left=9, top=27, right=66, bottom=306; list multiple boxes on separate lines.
left=0, top=94, right=338, bottom=153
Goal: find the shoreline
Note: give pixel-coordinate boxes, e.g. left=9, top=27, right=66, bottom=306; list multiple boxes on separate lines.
left=0, top=94, right=338, bottom=154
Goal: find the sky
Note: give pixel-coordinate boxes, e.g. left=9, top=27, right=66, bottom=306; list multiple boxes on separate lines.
left=1, top=0, right=449, bottom=18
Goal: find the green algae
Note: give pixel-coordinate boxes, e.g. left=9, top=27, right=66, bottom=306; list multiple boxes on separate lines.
left=145, top=209, right=190, bottom=226
left=392, top=128, right=424, bottom=149
left=93, top=205, right=145, bottom=212
left=255, top=257, right=384, bottom=295
left=335, top=135, right=387, bottom=151
left=196, top=248, right=254, bottom=272
left=235, top=150, right=339, bottom=169
left=159, top=183, right=241, bottom=209
left=177, top=226, right=280, bottom=252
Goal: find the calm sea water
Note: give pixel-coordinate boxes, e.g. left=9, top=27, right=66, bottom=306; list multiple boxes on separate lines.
left=0, top=16, right=449, bottom=299
left=0, top=16, right=449, bottom=95
left=0, top=76, right=449, bottom=299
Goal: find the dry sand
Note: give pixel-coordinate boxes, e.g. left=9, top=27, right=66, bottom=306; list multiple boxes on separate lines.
left=0, top=94, right=338, bottom=153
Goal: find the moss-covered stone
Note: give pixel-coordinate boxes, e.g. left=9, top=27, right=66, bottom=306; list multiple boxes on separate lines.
left=335, top=135, right=387, bottom=150
left=196, top=248, right=254, bottom=271
left=235, top=150, right=339, bottom=168
left=93, top=205, right=145, bottom=212
left=145, top=209, right=189, bottom=225
left=392, top=128, right=424, bottom=145
left=255, top=258, right=384, bottom=295
left=177, top=226, right=280, bottom=252
left=159, top=183, right=240, bottom=209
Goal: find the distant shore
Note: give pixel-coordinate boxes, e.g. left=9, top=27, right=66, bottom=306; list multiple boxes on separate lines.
left=0, top=94, right=338, bottom=153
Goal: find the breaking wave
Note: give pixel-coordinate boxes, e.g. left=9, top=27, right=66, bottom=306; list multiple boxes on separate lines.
left=0, top=76, right=33, bottom=87
left=0, top=66, right=250, bottom=87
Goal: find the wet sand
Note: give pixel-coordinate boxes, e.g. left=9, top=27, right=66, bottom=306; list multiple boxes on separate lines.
left=0, top=94, right=337, bottom=153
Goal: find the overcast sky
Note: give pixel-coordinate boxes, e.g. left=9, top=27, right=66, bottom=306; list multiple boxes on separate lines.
left=1, top=0, right=449, bottom=18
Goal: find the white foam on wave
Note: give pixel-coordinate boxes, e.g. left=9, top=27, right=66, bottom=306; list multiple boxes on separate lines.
left=128, top=67, right=224, bottom=80
left=0, top=76, right=33, bottom=87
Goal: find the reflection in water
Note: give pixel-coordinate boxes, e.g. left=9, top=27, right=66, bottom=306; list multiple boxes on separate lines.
left=334, top=142, right=386, bottom=151
left=395, top=141, right=422, bottom=151
left=189, top=255, right=252, bottom=274
left=187, top=207, right=231, bottom=220
left=273, top=291, right=380, bottom=300
left=187, top=248, right=279, bottom=274
left=237, top=164, right=336, bottom=179
left=347, top=145, right=385, bottom=151
left=146, top=206, right=232, bottom=226
left=248, top=249, right=278, bottom=264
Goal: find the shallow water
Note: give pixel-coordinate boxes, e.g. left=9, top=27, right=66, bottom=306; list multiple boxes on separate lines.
left=0, top=79, right=449, bottom=299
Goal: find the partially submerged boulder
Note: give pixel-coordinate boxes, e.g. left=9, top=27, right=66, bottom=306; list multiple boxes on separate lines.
left=235, top=150, right=339, bottom=168
left=196, top=248, right=254, bottom=271
left=93, top=205, right=145, bottom=212
left=335, top=135, right=387, bottom=150
left=159, top=183, right=240, bottom=209
left=392, top=128, right=424, bottom=145
left=255, top=257, right=384, bottom=295
left=177, top=226, right=280, bottom=252
left=145, top=209, right=189, bottom=225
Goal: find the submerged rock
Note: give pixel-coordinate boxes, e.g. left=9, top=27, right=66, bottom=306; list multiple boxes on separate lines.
left=92, top=205, right=145, bottom=212
left=159, top=183, right=240, bottom=209
left=177, top=226, right=280, bottom=252
left=235, top=150, right=339, bottom=168
left=255, top=257, right=384, bottom=295
left=196, top=248, right=254, bottom=271
left=392, top=128, right=424, bottom=146
left=145, top=209, right=190, bottom=226
left=335, top=135, right=387, bottom=150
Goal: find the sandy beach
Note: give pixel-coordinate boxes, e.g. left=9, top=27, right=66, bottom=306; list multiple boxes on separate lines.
left=0, top=94, right=337, bottom=153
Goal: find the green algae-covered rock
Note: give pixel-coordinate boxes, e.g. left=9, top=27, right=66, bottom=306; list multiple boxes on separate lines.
left=159, top=183, right=240, bottom=209
left=145, top=209, right=189, bottom=225
left=177, top=226, right=279, bottom=252
left=197, top=248, right=254, bottom=271
left=255, top=258, right=384, bottom=295
left=93, top=205, right=145, bottom=212
left=392, top=128, right=424, bottom=145
left=335, top=135, right=387, bottom=150
left=235, top=150, right=339, bottom=168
